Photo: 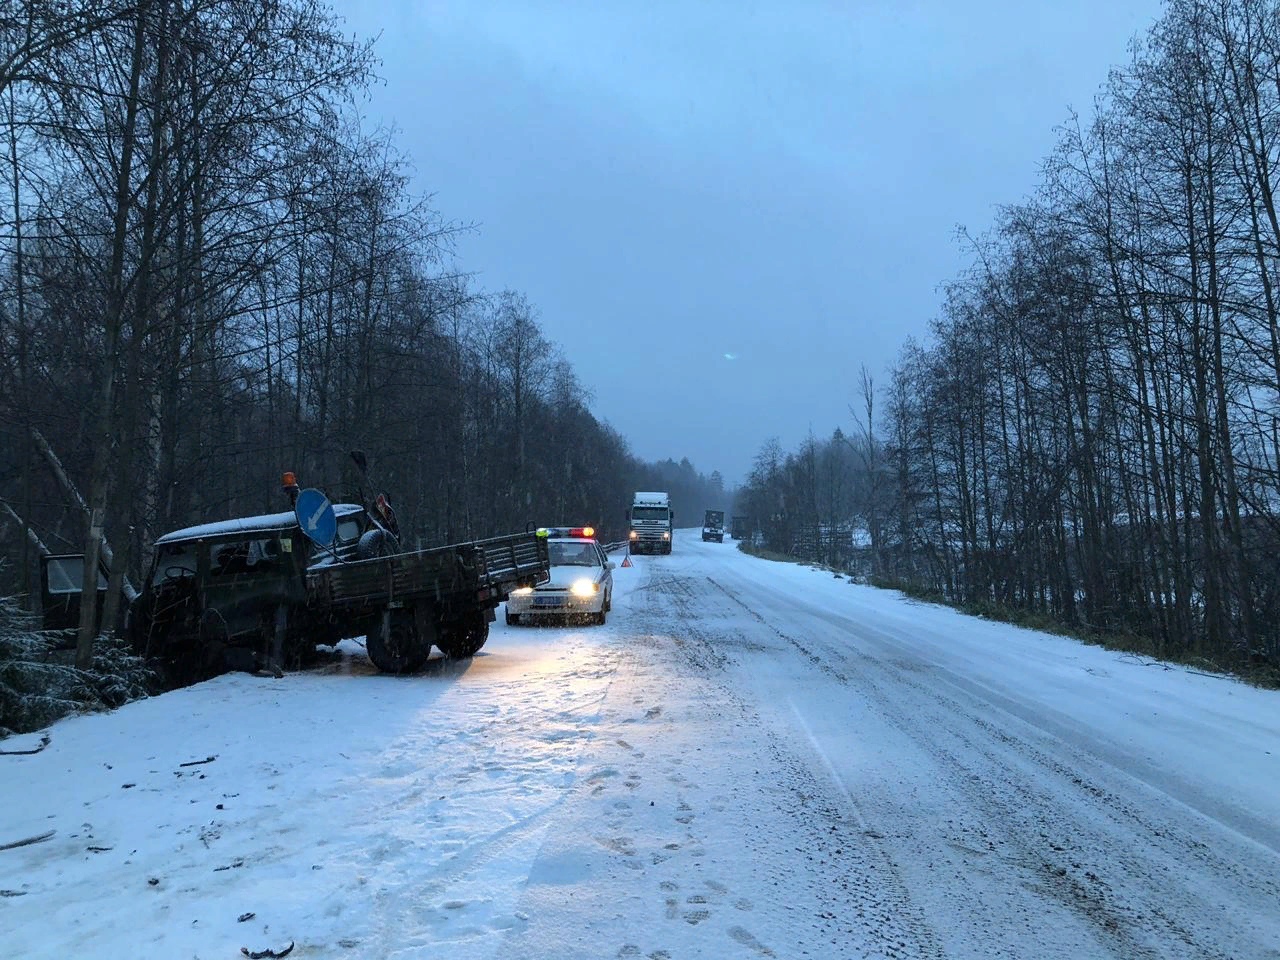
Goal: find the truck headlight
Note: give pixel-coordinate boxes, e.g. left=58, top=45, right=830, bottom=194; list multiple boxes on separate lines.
left=629, top=530, right=638, bottom=539
left=571, top=579, right=597, bottom=598
left=512, top=587, right=534, bottom=596
left=662, top=532, right=670, bottom=540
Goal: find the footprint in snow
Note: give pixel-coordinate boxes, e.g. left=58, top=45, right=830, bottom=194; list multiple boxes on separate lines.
left=728, top=926, right=774, bottom=955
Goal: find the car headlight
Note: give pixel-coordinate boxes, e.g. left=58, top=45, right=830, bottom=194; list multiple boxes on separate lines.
left=570, top=579, right=597, bottom=598
left=511, top=587, right=534, bottom=596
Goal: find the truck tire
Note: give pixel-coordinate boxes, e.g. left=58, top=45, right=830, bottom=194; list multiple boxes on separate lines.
left=366, top=608, right=428, bottom=673
left=357, top=528, right=397, bottom=560
left=437, top=611, right=488, bottom=658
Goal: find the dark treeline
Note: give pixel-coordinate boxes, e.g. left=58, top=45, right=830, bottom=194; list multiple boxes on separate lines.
left=743, top=0, right=1280, bottom=672
left=0, top=0, right=716, bottom=672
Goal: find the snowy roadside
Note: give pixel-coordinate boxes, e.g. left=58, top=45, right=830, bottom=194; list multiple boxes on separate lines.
left=0, top=554, right=648, bottom=958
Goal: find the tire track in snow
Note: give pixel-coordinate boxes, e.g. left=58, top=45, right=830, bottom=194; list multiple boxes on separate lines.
left=361, top=633, right=627, bottom=957
left=639, top=570, right=947, bottom=960
left=705, top=573, right=1276, bottom=959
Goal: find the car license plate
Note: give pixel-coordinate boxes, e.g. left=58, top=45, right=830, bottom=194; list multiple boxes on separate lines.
left=533, top=596, right=563, bottom=608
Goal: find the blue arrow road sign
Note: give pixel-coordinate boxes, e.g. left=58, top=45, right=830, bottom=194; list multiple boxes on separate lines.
left=294, top=488, right=337, bottom=547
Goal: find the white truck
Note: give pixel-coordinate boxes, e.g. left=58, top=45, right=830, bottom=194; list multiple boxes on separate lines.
left=628, top=491, right=674, bottom=555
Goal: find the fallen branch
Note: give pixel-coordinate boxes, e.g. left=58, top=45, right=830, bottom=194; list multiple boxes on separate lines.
left=0, top=734, right=50, bottom=756
left=30, top=427, right=137, bottom=602
left=0, top=829, right=55, bottom=852
left=179, top=755, right=217, bottom=767
left=241, top=942, right=294, bottom=959
left=0, top=498, right=50, bottom=557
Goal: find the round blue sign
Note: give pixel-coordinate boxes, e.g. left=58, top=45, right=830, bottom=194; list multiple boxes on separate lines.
left=294, top=488, right=337, bottom=547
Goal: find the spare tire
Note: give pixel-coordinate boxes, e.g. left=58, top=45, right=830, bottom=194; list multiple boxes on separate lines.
left=357, top=528, right=397, bottom=560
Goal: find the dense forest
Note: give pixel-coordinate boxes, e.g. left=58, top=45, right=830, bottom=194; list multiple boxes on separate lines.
left=740, top=0, right=1280, bottom=674
left=0, top=0, right=722, bottom=691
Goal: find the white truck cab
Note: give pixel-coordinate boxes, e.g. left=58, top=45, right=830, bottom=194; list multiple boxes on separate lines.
left=628, top=491, right=674, bottom=555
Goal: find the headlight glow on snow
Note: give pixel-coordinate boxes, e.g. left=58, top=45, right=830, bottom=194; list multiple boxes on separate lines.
left=571, top=579, right=597, bottom=597
left=512, top=587, right=534, bottom=596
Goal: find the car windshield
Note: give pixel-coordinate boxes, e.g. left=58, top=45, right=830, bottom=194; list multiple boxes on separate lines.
left=549, top=541, right=600, bottom=567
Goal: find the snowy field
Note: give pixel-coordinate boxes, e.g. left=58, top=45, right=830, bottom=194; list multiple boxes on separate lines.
left=2, top=531, right=1279, bottom=959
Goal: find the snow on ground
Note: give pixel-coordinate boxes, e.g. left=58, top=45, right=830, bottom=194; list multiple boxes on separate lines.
left=2, top=530, right=1279, bottom=959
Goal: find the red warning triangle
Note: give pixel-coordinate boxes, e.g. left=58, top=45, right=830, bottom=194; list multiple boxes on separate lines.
left=621, top=554, right=633, bottom=568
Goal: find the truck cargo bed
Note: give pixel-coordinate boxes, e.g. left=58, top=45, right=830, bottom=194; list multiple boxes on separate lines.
left=306, top=531, right=549, bottom=611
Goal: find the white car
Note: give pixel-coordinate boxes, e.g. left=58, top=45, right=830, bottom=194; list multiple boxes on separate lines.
left=506, top=528, right=615, bottom=625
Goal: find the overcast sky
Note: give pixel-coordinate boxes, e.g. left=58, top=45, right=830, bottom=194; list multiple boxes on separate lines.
left=334, top=0, right=1166, bottom=485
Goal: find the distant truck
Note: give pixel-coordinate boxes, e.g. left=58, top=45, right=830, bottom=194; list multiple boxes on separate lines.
left=730, top=515, right=751, bottom=540
left=41, top=472, right=550, bottom=681
left=702, top=510, right=725, bottom=543
left=628, top=491, right=674, bottom=555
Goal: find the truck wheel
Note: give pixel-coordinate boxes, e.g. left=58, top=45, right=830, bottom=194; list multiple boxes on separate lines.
left=366, top=609, right=428, bottom=673
left=437, top=611, right=488, bottom=658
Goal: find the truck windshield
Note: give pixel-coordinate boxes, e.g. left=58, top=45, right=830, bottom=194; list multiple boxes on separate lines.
left=632, top=507, right=669, bottom=520
left=152, top=543, right=197, bottom=584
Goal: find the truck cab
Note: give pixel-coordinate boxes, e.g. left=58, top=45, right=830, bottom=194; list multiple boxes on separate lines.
left=39, top=502, right=371, bottom=680
left=702, top=510, right=725, bottom=543
left=126, top=503, right=370, bottom=679
left=628, top=491, right=673, bottom=555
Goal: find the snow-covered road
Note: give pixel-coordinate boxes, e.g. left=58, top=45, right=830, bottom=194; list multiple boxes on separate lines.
left=3, top=533, right=1279, bottom=959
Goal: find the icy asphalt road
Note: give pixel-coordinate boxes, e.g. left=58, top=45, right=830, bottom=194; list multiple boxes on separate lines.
left=3, top=533, right=1280, bottom=959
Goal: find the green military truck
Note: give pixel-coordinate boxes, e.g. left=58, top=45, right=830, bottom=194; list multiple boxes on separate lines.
left=701, top=510, right=725, bottom=543
left=41, top=478, right=549, bottom=681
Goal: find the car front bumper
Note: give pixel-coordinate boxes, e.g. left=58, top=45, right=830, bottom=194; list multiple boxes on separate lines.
left=507, top=590, right=604, bottom=617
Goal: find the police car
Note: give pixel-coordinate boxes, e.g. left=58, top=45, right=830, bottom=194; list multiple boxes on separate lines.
left=505, top=526, right=615, bottom=625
